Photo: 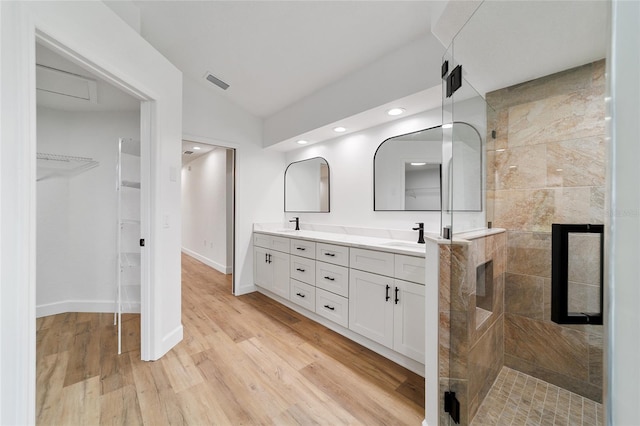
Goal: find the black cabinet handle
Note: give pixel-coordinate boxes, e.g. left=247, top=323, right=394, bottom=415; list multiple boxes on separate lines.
left=296, top=268, right=305, bottom=272
left=324, top=304, right=335, bottom=311
left=386, top=285, right=390, bottom=301
left=324, top=276, right=335, bottom=281
left=265, top=253, right=268, bottom=263
left=296, top=247, right=306, bottom=251
left=268, top=253, right=272, bottom=264
left=296, top=292, right=305, bottom=298
left=324, top=252, right=336, bottom=257
left=395, top=287, right=400, bottom=304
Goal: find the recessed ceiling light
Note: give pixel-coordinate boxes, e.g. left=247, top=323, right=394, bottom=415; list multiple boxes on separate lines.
left=442, top=123, right=453, bottom=129
left=193, top=146, right=201, bottom=150
left=387, top=107, right=405, bottom=116
left=410, top=162, right=427, bottom=166
left=297, top=140, right=308, bottom=145
left=333, top=126, right=346, bottom=133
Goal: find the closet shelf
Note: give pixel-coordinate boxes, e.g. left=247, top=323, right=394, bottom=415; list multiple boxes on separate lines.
left=121, top=180, right=141, bottom=189
left=37, top=152, right=99, bottom=181
left=120, top=138, right=141, bottom=157
left=120, top=219, right=141, bottom=226
left=120, top=252, right=141, bottom=268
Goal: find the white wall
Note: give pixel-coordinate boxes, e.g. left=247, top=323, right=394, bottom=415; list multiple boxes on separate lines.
left=181, top=148, right=230, bottom=274
left=182, top=75, right=286, bottom=295
left=608, top=0, right=640, bottom=423
left=1, top=2, right=182, bottom=423
left=36, top=107, right=140, bottom=316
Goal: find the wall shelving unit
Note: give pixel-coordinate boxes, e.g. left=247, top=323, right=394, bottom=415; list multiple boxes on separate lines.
left=116, top=137, right=141, bottom=354
left=36, top=152, right=99, bottom=181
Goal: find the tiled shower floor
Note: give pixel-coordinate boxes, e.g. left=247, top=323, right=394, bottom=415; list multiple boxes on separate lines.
left=470, top=367, right=603, bottom=426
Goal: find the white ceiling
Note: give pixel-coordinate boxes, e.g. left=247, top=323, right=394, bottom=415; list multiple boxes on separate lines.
left=182, top=140, right=216, bottom=165
left=136, top=1, right=433, bottom=118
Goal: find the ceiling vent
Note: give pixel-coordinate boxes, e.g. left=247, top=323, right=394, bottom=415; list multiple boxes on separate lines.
left=36, top=64, right=98, bottom=103
left=204, top=72, right=230, bottom=91
left=183, top=150, right=194, bottom=155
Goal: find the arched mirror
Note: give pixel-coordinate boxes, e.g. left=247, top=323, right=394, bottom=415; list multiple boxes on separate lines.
left=374, top=122, right=482, bottom=211
left=285, top=157, right=330, bottom=212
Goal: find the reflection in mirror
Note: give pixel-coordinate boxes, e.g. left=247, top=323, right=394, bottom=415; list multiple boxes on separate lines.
left=285, top=157, right=330, bottom=212
left=374, top=123, right=482, bottom=211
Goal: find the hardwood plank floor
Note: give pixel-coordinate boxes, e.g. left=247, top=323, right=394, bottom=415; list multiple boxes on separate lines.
left=36, top=253, right=425, bottom=425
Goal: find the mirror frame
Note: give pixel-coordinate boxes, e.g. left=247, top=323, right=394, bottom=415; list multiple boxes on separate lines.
left=284, top=156, right=331, bottom=213
left=373, top=122, right=483, bottom=212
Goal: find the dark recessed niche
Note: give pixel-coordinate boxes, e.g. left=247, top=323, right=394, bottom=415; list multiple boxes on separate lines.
left=476, top=260, right=494, bottom=312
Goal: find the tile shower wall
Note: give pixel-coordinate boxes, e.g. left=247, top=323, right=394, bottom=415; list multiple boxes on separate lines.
left=486, top=60, right=605, bottom=402
left=439, top=231, right=506, bottom=424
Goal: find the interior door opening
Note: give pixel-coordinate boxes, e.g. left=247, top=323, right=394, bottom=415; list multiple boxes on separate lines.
left=180, top=140, right=236, bottom=293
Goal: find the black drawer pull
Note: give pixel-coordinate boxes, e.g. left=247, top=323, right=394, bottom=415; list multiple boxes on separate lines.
left=386, top=284, right=390, bottom=301
left=296, top=268, right=306, bottom=272
left=296, top=247, right=306, bottom=251
left=324, top=276, right=335, bottom=281
left=324, top=252, right=336, bottom=257
left=395, top=287, right=400, bottom=304
left=324, top=304, right=335, bottom=311
left=296, top=292, right=305, bottom=298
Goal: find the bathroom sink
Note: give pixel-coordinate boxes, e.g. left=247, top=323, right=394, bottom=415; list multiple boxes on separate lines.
left=381, top=241, right=425, bottom=249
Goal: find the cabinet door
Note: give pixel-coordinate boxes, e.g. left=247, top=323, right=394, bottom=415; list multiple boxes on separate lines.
left=393, top=279, right=425, bottom=363
left=348, top=269, right=393, bottom=348
left=254, top=247, right=271, bottom=289
left=270, top=249, right=290, bottom=300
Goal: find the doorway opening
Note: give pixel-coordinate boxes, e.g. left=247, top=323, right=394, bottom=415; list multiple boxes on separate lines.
left=180, top=140, right=236, bottom=293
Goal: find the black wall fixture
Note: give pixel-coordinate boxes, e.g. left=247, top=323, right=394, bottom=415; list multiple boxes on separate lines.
left=551, top=223, right=604, bottom=325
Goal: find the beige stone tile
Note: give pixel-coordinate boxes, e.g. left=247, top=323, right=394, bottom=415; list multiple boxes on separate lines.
left=546, top=137, right=606, bottom=188
left=507, top=231, right=551, bottom=278
left=493, top=189, right=555, bottom=232
left=590, top=186, right=606, bottom=223
left=568, top=233, right=603, bottom=285
left=505, top=273, right=545, bottom=320
left=553, top=187, right=592, bottom=224
left=493, top=144, right=547, bottom=190
left=588, top=333, right=603, bottom=388
left=486, top=108, right=509, bottom=151
left=507, top=87, right=605, bottom=147
left=468, top=319, right=504, bottom=409
left=505, top=314, right=589, bottom=381
left=591, top=59, right=606, bottom=89
left=439, top=311, right=450, bottom=378
left=568, top=282, right=601, bottom=313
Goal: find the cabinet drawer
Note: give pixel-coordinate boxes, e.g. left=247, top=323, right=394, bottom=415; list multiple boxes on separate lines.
left=315, top=288, right=348, bottom=328
left=350, top=248, right=394, bottom=277
left=394, top=255, right=425, bottom=285
left=315, top=261, right=349, bottom=297
left=316, top=243, right=349, bottom=267
left=290, top=255, right=316, bottom=285
left=254, top=233, right=290, bottom=253
left=290, top=239, right=316, bottom=259
left=290, top=279, right=315, bottom=312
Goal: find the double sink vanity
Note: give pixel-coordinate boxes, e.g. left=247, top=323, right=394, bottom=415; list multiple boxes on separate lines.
left=253, top=225, right=438, bottom=375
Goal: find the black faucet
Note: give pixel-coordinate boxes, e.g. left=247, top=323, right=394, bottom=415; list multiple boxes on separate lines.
left=290, top=217, right=300, bottom=231
left=412, top=222, right=425, bottom=244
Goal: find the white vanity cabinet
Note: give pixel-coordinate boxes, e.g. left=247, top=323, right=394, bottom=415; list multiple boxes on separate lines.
left=348, top=251, right=426, bottom=363
left=254, top=235, right=290, bottom=300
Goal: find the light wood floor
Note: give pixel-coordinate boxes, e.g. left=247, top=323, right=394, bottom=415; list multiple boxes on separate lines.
left=36, top=253, right=425, bottom=425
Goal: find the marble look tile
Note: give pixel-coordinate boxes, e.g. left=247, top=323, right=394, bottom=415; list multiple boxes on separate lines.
left=567, top=233, right=602, bottom=285
left=493, top=145, right=547, bottom=190
left=507, top=88, right=605, bottom=148
left=469, top=318, right=504, bottom=413
left=504, top=354, right=602, bottom=403
left=507, top=231, right=551, bottom=278
left=486, top=108, right=509, bottom=151
left=588, top=333, right=603, bottom=388
left=493, top=189, right=555, bottom=232
left=486, top=62, right=595, bottom=111
left=568, top=282, right=601, bottom=313
left=590, top=186, right=605, bottom=223
left=450, top=244, right=474, bottom=311
left=547, top=137, right=606, bottom=188
left=591, top=59, right=606, bottom=89
left=439, top=311, right=450, bottom=378
left=449, top=310, right=470, bottom=379
left=505, top=314, right=589, bottom=381
left=439, top=245, right=451, bottom=312
left=505, top=273, right=545, bottom=320
left=553, top=187, right=592, bottom=224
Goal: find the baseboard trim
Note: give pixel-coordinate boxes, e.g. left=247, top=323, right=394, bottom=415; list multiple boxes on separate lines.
left=36, top=300, right=141, bottom=318
left=181, top=247, right=231, bottom=274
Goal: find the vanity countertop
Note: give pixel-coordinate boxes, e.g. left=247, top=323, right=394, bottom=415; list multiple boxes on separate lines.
left=253, top=227, right=441, bottom=257
left=253, top=224, right=506, bottom=257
